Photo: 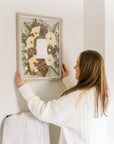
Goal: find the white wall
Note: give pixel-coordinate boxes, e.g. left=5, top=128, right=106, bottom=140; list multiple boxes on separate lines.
left=83, top=0, right=114, bottom=143
left=105, top=0, right=114, bottom=143
left=0, top=0, right=84, bottom=143
left=83, top=0, right=105, bottom=58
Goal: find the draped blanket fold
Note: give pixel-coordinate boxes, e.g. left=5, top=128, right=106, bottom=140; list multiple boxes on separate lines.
left=2, top=112, right=50, bottom=144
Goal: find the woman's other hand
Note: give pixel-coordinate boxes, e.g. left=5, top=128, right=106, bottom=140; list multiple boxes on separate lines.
left=16, top=72, right=27, bottom=88
left=62, top=63, right=69, bottom=78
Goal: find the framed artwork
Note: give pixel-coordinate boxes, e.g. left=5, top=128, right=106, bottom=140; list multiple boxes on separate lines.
left=16, top=13, right=63, bottom=80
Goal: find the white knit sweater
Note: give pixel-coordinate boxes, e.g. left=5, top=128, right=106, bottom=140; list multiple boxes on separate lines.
left=18, top=76, right=107, bottom=144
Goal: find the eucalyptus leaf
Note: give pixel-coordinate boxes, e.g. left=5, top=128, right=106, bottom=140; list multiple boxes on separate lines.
left=24, top=22, right=31, bottom=32
left=21, top=50, right=27, bottom=53
left=25, top=70, right=29, bottom=75
left=49, top=66, right=58, bottom=75
left=28, top=33, right=34, bottom=37
left=52, top=23, right=58, bottom=33
left=41, top=66, right=49, bottom=77
left=22, top=39, right=26, bottom=44
left=22, top=33, right=28, bottom=39
left=30, top=71, right=35, bottom=75
left=37, top=58, right=45, bottom=61
left=30, top=19, right=40, bottom=29
left=22, top=57, right=27, bottom=61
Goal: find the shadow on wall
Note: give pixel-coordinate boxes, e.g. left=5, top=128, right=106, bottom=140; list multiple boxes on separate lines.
left=0, top=117, right=5, bottom=143
left=49, top=124, right=60, bottom=144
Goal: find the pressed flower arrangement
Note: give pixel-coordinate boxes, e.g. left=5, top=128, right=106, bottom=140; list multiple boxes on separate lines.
left=16, top=13, right=63, bottom=80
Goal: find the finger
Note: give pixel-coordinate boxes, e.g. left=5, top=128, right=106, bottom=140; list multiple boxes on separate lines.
left=62, top=67, right=65, bottom=74
left=16, top=73, right=19, bottom=81
left=63, top=63, right=68, bottom=72
left=62, top=62, right=65, bottom=66
left=62, top=63, right=65, bottom=68
left=18, top=72, right=23, bottom=80
left=62, top=62, right=66, bottom=65
left=62, top=63, right=66, bottom=71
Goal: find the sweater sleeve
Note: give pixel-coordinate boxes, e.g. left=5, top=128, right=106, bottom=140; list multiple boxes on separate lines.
left=62, top=75, right=76, bottom=90
left=18, top=83, right=73, bottom=127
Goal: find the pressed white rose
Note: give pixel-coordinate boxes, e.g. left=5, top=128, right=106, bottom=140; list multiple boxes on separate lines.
left=24, top=65, right=28, bottom=71
left=34, top=69, right=38, bottom=73
left=28, top=56, right=38, bottom=70
left=52, top=39, right=58, bottom=46
left=26, top=37, right=34, bottom=47
left=31, top=26, right=40, bottom=37
left=46, top=32, right=56, bottom=46
left=45, top=54, right=54, bottom=66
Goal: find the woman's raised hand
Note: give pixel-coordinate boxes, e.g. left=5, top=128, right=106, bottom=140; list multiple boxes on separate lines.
left=15, top=72, right=27, bottom=88
left=62, top=63, right=69, bottom=78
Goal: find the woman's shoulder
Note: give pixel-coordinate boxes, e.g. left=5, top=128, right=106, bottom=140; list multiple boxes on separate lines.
left=60, top=87, right=96, bottom=104
left=69, top=86, right=96, bottom=96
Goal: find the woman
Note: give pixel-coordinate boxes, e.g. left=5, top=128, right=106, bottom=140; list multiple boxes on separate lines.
left=16, top=50, right=109, bottom=144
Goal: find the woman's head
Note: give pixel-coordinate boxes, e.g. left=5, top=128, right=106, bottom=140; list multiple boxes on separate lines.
left=74, top=50, right=104, bottom=89
left=63, top=50, right=109, bottom=116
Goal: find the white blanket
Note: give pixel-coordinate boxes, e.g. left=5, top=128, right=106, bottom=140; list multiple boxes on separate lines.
left=2, top=112, right=50, bottom=144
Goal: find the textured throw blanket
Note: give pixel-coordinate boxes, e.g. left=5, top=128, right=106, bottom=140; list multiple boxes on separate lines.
left=2, top=112, right=50, bottom=144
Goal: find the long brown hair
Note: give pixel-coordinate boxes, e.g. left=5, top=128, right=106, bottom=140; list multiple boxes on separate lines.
left=62, top=50, right=109, bottom=116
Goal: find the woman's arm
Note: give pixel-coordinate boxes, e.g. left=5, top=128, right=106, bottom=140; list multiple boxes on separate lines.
left=62, top=63, right=76, bottom=89
left=18, top=83, right=73, bottom=127
left=62, top=75, right=76, bottom=90
left=15, top=63, right=75, bottom=127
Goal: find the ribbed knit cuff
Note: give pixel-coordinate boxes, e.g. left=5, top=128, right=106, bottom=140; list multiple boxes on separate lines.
left=62, top=75, right=76, bottom=90
left=18, top=83, right=36, bottom=102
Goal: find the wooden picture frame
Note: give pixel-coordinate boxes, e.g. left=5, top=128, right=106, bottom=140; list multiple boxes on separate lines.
left=16, top=13, right=63, bottom=80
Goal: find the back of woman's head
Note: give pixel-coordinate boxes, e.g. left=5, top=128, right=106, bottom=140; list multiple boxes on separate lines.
left=78, top=50, right=104, bottom=88
left=62, top=50, right=109, bottom=117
